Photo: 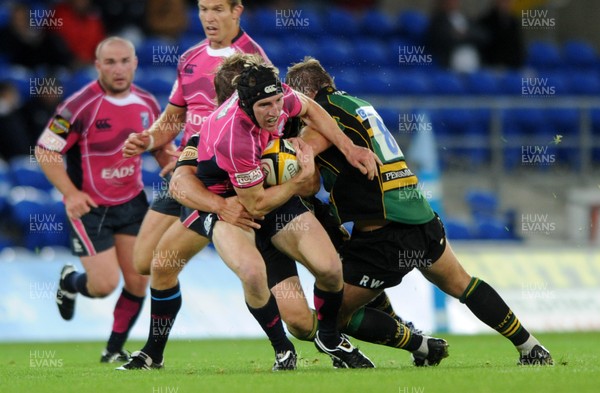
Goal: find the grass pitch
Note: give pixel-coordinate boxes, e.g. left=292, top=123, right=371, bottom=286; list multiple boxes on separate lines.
left=1, top=333, right=598, bottom=393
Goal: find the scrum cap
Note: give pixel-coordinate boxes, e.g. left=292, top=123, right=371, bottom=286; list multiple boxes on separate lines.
left=237, top=65, right=283, bottom=127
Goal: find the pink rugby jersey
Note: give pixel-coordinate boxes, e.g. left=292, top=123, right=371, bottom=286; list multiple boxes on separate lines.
left=169, top=30, right=269, bottom=147
left=195, top=84, right=302, bottom=196
left=37, top=81, right=161, bottom=206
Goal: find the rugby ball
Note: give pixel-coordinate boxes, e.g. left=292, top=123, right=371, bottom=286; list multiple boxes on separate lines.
left=261, top=139, right=299, bottom=186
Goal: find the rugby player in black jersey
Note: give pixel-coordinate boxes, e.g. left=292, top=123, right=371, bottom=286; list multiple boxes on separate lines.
left=282, top=57, right=552, bottom=366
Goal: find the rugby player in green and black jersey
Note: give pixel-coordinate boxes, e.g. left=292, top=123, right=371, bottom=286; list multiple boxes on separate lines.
left=281, top=57, right=552, bottom=366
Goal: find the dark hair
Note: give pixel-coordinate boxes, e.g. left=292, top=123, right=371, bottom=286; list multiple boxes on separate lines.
left=286, top=56, right=335, bottom=96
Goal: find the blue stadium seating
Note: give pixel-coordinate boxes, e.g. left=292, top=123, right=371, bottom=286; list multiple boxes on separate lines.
left=330, top=68, right=360, bottom=93
left=461, top=108, right=491, bottom=164
left=540, top=71, right=570, bottom=95
left=0, top=176, right=9, bottom=215
left=187, top=8, right=204, bottom=35
left=137, top=67, right=176, bottom=95
left=568, top=73, right=600, bottom=95
left=470, top=108, right=492, bottom=131
left=281, top=36, right=318, bottom=66
left=502, top=107, right=549, bottom=139
left=177, top=34, right=202, bottom=53
left=591, top=108, right=600, bottom=136
left=443, top=218, right=473, bottom=240
left=465, top=70, right=500, bottom=95
left=394, top=71, right=431, bottom=95
left=0, top=159, right=8, bottom=178
left=0, top=5, right=10, bottom=29
left=431, top=108, right=491, bottom=165
left=315, top=38, right=353, bottom=66
left=137, top=37, right=179, bottom=68
left=360, top=9, right=395, bottom=37
left=7, top=186, right=50, bottom=228
left=377, top=107, right=399, bottom=131
left=396, top=43, right=436, bottom=68
left=0, top=234, right=12, bottom=251
left=141, top=154, right=163, bottom=188
left=353, top=39, right=391, bottom=67
left=589, top=109, right=600, bottom=163
left=253, top=36, right=285, bottom=65
left=544, top=108, right=579, bottom=135
left=465, top=189, right=498, bottom=220
left=1, top=3, right=598, bottom=246
left=0, top=159, right=12, bottom=214
left=9, top=156, right=53, bottom=191
left=397, top=9, right=428, bottom=42
left=4, top=66, right=33, bottom=100
left=562, top=40, right=597, bottom=69
left=356, top=69, right=401, bottom=95
left=0, top=54, right=8, bottom=72
left=63, top=67, right=96, bottom=97
left=497, top=71, right=527, bottom=95
left=296, top=8, right=323, bottom=37
left=543, top=108, right=581, bottom=168
left=474, top=217, right=513, bottom=240
left=526, top=41, right=562, bottom=70
left=430, top=71, right=466, bottom=95
left=239, top=9, right=256, bottom=33
left=253, top=8, right=279, bottom=36
left=323, top=8, right=359, bottom=37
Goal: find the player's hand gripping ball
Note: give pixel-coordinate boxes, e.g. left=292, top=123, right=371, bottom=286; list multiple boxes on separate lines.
left=261, top=139, right=300, bottom=186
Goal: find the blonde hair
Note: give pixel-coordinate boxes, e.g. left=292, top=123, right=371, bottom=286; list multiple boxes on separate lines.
left=214, top=53, right=264, bottom=105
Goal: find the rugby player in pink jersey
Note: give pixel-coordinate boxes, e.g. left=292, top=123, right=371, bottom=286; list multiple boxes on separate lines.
left=122, top=0, right=269, bottom=277
left=118, top=59, right=380, bottom=370
left=35, top=37, right=163, bottom=363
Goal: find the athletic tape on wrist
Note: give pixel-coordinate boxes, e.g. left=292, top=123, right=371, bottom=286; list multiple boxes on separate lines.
left=146, top=134, right=155, bottom=151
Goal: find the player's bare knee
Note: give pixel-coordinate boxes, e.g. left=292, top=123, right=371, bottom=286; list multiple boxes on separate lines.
left=313, top=259, right=343, bottom=291
left=281, top=307, right=313, bottom=340
left=151, top=254, right=185, bottom=276
left=287, top=323, right=313, bottom=341
left=88, top=280, right=118, bottom=297
left=237, top=262, right=267, bottom=289
left=150, top=268, right=179, bottom=289
left=134, top=257, right=151, bottom=275
left=123, top=273, right=148, bottom=294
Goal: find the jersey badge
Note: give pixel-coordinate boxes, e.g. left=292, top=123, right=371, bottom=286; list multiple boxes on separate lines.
left=48, top=115, right=70, bottom=135
left=140, top=112, right=150, bottom=129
